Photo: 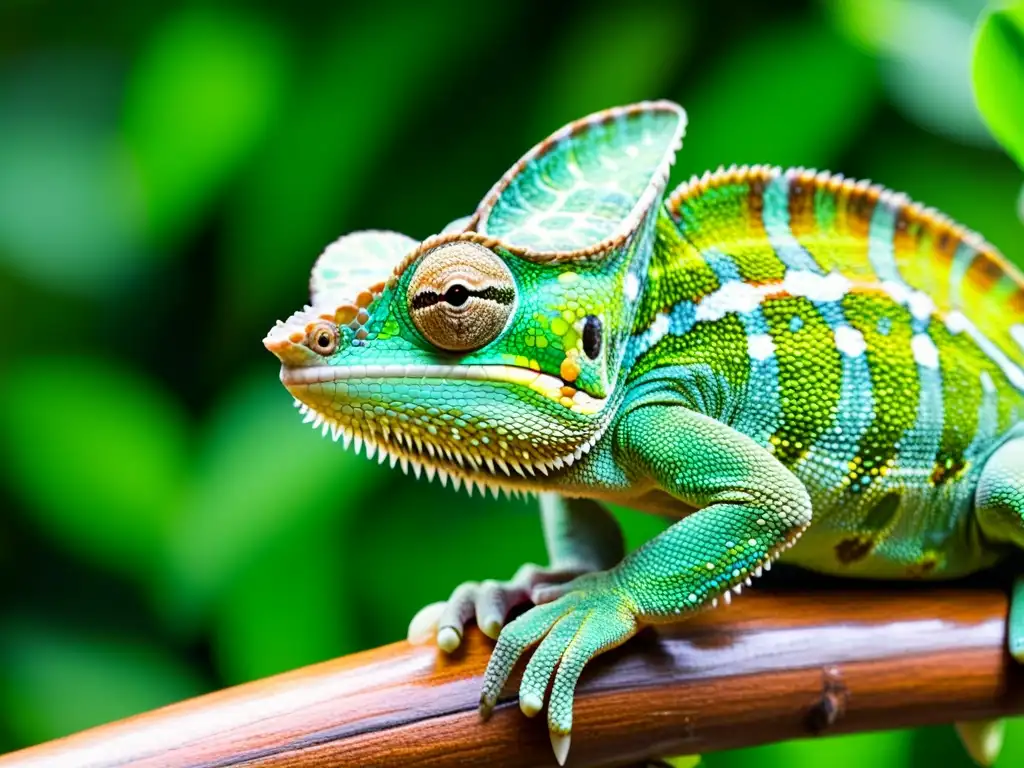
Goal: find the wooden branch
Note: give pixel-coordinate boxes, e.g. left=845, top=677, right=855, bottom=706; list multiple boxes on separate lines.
left=3, top=588, right=1023, bottom=768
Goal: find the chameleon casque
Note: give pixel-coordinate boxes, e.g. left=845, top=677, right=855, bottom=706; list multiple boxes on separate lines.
left=264, top=101, right=1024, bottom=764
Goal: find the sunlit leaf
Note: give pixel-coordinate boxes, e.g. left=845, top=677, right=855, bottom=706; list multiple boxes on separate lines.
left=211, top=517, right=353, bottom=684
left=0, top=54, right=147, bottom=295
left=123, top=7, right=292, bottom=245
left=973, top=1, right=1024, bottom=168
left=703, top=729, right=913, bottom=768
left=998, top=717, right=1024, bottom=767
left=676, top=20, right=878, bottom=177
left=0, top=358, right=187, bottom=581
left=0, top=620, right=204, bottom=747
left=158, top=373, right=385, bottom=630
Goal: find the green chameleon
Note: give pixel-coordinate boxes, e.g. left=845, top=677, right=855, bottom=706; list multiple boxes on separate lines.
left=265, top=101, right=1024, bottom=765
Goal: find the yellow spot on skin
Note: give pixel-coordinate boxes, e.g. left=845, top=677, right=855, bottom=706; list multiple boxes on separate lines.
left=558, top=271, right=579, bottom=284
left=559, top=396, right=574, bottom=408
left=551, top=317, right=569, bottom=336
left=334, top=305, right=358, bottom=325
left=560, top=356, right=580, bottom=382
left=514, top=355, right=531, bottom=368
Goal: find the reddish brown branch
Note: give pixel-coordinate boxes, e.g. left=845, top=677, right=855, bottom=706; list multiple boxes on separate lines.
left=2, top=589, right=1023, bottom=767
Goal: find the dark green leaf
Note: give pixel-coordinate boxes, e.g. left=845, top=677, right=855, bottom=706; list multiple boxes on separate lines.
left=0, top=358, right=187, bottom=581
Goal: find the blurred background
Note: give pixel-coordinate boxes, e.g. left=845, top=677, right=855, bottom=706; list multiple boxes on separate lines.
left=0, top=0, right=1022, bottom=765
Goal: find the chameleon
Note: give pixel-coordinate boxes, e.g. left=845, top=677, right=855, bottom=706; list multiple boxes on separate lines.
left=264, top=101, right=1024, bottom=765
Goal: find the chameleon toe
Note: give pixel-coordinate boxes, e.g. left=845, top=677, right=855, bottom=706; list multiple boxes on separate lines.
left=407, top=601, right=445, bottom=645
left=436, top=626, right=461, bottom=653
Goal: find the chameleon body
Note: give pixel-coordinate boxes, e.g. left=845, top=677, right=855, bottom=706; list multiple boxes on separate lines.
left=265, top=102, right=1024, bottom=765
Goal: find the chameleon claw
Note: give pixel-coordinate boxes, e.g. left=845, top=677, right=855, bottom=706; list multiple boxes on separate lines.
left=550, top=731, right=571, bottom=766
left=519, top=692, right=543, bottom=717
left=479, top=694, right=497, bottom=721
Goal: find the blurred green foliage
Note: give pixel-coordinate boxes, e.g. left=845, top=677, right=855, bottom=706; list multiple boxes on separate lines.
left=0, top=0, right=1022, bottom=765
left=973, top=1, right=1024, bottom=169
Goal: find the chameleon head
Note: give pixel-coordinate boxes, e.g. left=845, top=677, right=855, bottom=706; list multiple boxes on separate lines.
left=263, top=235, right=633, bottom=486
left=264, top=100, right=686, bottom=488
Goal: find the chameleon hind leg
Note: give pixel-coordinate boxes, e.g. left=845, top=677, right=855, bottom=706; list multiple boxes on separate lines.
left=973, top=434, right=1024, bottom=660
left=957, top=434, right=1024, bottom=767
left=479, top=406, right=812, bottom=765
left=407, top=494, right=624, bottom=650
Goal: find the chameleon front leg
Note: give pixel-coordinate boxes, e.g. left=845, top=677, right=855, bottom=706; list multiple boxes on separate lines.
left=407, top=494, right=624, bottom=650
left=479, top=405, right=812, bottom=765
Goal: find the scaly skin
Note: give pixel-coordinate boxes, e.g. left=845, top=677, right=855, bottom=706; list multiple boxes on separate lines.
left=264, top=102, right=1024, bottom=765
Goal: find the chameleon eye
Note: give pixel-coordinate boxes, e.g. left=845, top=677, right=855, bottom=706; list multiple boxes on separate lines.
left=306, top=322, right=339, bottom=356
left=407, top=242, right=516, bottom=352
left=583, top=315, right=602, bottom=359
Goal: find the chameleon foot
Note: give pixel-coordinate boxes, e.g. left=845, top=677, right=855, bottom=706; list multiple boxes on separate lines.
left=407, top=563, right=590, bottom=651
left=479, top=570, right=638, bottom=766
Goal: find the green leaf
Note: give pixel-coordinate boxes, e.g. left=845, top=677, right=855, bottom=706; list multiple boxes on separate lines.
left=123, top=7, right=292, bottom=245
left=158, top=373, right=385, bottom=629
left=0, top=54, right=147, bottom=295
left=973, top=2, right=1024, bottom=168
left=0, top=621, right=204, bottom=747
left=0, top=358, right=188, bottom=581
left=703, top=729, right=913, bottom=768
left=211, top=516, right=353, bottom=684
left=676, top=20, right=878, bottom=177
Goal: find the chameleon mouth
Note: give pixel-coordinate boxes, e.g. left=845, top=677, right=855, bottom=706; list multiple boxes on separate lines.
left=280, top=364, right=611, bottom=495
left=280, top=363, right=605, bottom=415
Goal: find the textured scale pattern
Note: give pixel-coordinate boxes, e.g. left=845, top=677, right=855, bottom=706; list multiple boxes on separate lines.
left=265, top=102, right=1024, bottom=765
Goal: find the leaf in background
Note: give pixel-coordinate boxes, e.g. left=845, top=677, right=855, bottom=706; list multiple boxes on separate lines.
left=0, top=53, right=147, bottom=296
left=676, top=20, right=878, bottom=178
left=703, top=729, right=913, bottom=768
left=211, top=516, right=352, bottom=684
left=826, top=0, right=995, bottom=147
left=973, top=1, right=1024, bottom=169
left=525, top=3, right=693, bottom=140
left=222, top=1, right=516, bottom=328
left=0, top=358, right=187, bottom=582
left=0, top=620, right=204, bottom=748
left=158, top=373, right=385, bottom=631
left=998, top=718, right=1024, bottom=766
left=910, top=723, right=992, bottom=768
left=347, top=480, right=544, bottom=648
left=123, top=7, right=292, bottom=246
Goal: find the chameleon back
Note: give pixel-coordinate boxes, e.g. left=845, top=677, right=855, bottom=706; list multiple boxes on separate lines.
left=630, top=165, right=1024, bottom=578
